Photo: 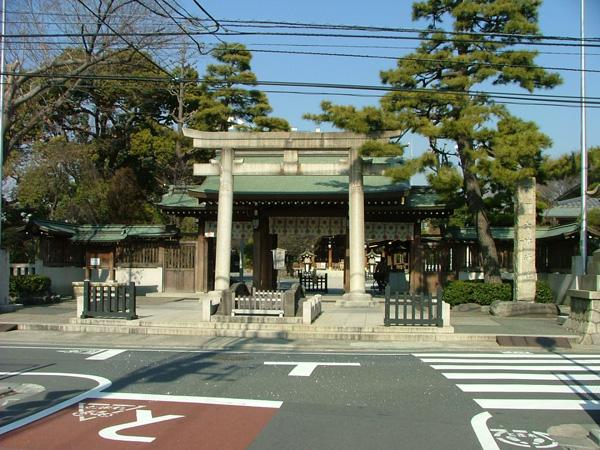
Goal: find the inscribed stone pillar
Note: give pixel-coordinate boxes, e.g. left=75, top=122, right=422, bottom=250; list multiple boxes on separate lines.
left=253, top=214, right=271, bottom=290
left=409, top=221, right=423, bottom=294
left=214, top=148, right=234, bottom=292
left=338, top=147, right=373, bottom=306
left=513, top=177, right=537, bottom=302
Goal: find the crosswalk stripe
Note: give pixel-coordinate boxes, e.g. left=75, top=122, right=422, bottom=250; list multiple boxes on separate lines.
left=413, top=353, right=600, bottom=358
left=458, top=383, right=600, bottom=393
left=86, top=349, right=126, bottom=360
left=416, top=353, right=600, bottom=411
left=422, top=358, right=600, bottom=364
left=431, top=364, right=600, bottom=371
left=474, top=399, right=600, bottom=410
left=443, top=372, right=600, bottom=381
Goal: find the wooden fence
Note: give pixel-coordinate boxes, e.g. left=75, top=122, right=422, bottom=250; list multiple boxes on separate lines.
left=298, top=271, right=328, bottom=293
left=81, top=281, right=137, bottom=320
left=384, top=286, right=442, bottom=327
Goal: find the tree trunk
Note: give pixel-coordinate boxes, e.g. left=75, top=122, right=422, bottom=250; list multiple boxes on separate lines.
left=459, top=143, right=502, bottom=284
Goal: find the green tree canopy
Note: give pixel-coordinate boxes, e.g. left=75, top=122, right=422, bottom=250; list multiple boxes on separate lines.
left=190, top=43, right=290, bottom=132
left=307, top=0, right=560, bottom=282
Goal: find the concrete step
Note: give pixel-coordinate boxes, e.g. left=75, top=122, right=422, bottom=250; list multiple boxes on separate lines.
left=69, top=317, right=456, bottom=335
left=15, top=321, right=490, bottom=342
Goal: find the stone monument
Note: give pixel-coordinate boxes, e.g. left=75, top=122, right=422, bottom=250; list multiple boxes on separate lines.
left=513, top=177, right=537, bottom=302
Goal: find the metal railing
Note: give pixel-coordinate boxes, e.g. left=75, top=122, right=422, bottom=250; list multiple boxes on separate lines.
left=232, top=290, right=284, bottom=316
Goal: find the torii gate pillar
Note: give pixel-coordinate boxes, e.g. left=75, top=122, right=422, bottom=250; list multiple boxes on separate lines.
left=214, top=147, right=234, bottom=291
left=337, top=147, right=375, bottom=306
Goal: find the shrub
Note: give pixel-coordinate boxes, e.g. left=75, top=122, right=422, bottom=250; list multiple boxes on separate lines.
left=9, top=275, right=53, bottom=304
left=443, top=279, right=556, bottom=306
left=535, top=280, right=554, bottom=304
left=443, top=280, right=511, bottom=306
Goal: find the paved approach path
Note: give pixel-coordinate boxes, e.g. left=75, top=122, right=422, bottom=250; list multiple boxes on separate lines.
left=0, top=292, right=576, bottom=348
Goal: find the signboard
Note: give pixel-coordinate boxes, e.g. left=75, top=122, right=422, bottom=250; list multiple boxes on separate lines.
left=89, top=258, right=101, bottom=267
left=272, top=248, right=286, bottom=270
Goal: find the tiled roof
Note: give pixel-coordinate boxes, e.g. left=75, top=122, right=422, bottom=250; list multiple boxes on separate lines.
left=444, top=223, right=592, bottom=241
left=25, top=218, right=179, bottom=243
left=543, top=196, right=600, bottom=218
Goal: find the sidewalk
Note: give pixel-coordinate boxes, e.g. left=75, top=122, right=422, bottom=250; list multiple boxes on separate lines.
left=0, top=294, right=578, bottom=349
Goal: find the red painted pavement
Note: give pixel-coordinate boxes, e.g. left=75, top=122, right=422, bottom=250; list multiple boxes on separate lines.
left=0, top=397, right=279, bottom=449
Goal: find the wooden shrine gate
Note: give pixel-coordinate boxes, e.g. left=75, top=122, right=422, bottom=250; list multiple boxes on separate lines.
left=164, top=242, right=196, bottom=292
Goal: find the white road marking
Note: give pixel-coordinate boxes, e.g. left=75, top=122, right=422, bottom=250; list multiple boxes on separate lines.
left=475, top=399, right=600, bottom=411
left=0, top=371, right=112, bottom=435
left=431, top=364, right=600, bottom=371
left=97, top=392, right=282, bottom=409
left=417, top=352, right=600, bottom=413
left=444, top=372, right=600, bottom=381
left=471, top=412, right=500, bottom=450
left=422, top=358, right=600, bottom=364
left=86, top=349, right=126, bottom=360
left=98, top=409, right=184, bottom=443
left=0, top=345, right=408, bottom=357
left=458, top=383, right=600, bottom=394
left=414, top=353, right=600, bottom=358
left=264, top=361, right=361, bottom=377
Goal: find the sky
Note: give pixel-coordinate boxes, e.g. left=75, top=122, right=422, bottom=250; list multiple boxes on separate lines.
left=183, top=0, right=599, bottom=162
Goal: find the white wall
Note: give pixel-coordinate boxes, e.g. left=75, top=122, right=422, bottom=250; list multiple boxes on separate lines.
left=35, top=261, right=85, bottom=297
left=33, top=261, right=164, bottom=296
left=116, top=267, right=163, bottom=295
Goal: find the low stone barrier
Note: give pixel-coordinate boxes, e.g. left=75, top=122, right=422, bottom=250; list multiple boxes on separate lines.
left=302, top=294, right=322, bottom=324
left=490, top=300, right=559, bottom=317
left=564, top=291, right=600, bottom=344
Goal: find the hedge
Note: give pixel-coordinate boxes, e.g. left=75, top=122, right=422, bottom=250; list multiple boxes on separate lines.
left=9, top=274, right=56, bottom=305
left=442, top=279, right=555, bottom=306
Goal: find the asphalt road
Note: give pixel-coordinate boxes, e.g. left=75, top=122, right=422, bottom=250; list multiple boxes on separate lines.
left=1, top=344, right=600, bottom=449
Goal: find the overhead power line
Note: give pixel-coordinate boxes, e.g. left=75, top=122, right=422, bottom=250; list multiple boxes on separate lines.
left=6, top=11, right=600, bottom=44
left=3, top=70, right=599, bottom=107
left=217, top=18, right=600, bottom=44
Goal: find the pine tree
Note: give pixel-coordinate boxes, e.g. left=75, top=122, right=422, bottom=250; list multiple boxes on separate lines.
left=308, top=0, right=560, bottom=283
left=190, top=43, right=289, bottom=132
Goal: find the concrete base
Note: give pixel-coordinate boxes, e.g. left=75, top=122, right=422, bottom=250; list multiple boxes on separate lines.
left=0, top=304, right=22, bottom=313
left=336, top=292, right=377, bottom=308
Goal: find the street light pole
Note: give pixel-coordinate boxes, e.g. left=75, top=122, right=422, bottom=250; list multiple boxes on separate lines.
left=579, top=0, right=588, bottom=274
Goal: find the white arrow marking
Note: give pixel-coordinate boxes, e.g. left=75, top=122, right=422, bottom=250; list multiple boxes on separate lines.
left=98, top=409, right=184, bottom=443
left=264, top=362, right=360, bottom=377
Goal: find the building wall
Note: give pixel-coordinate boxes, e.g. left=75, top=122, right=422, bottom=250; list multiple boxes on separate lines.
left=35, top=261, right=85, bottom=296
left=115, top=267, right=163, bottom=295
left=35, top=262, right=163, bottom=297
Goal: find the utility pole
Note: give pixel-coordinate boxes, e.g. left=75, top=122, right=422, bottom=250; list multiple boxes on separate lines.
left=579, top=0, right=588, bottom=274
left=0, top=0, right=6, bottom=246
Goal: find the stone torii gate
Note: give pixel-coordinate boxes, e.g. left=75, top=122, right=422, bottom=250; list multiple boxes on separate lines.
left=184, top=129, right=401, bottom=306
